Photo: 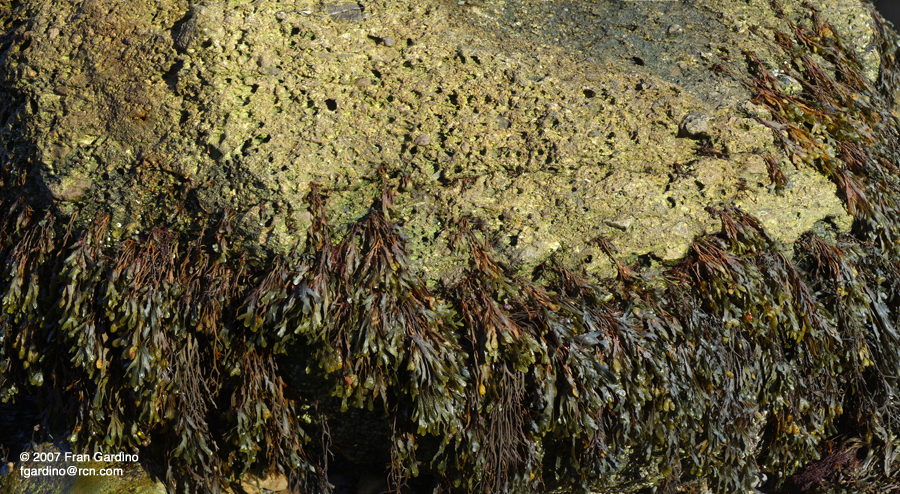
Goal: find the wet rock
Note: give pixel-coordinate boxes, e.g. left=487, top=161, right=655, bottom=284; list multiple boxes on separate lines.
left=776, top=72, right=803, bottom=95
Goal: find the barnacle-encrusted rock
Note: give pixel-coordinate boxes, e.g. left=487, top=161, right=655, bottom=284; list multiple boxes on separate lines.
left=3, top=1, right=900, bottom=494
left=0, top=0, right=870, bottom=278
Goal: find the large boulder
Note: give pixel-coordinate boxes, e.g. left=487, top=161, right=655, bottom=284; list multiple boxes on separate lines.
left=2, top=0, right=900, bottom=493
left=1, top=0, right=870, bottom=276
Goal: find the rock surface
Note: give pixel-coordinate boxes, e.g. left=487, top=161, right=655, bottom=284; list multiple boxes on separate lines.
left=0, top=0, right=870, bottom=281
left=1, top=0, right=895, bottom=493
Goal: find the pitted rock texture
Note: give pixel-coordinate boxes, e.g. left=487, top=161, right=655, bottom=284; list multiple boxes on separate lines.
left=0, top=0, right=871, bottom=281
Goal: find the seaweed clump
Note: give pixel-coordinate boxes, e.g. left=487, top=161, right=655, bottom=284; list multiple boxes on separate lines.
left=737, top=1, right=900, bottom=485
left=0, top=173, right=320, bottom=490
left=2, top=2, right=900, bottom=493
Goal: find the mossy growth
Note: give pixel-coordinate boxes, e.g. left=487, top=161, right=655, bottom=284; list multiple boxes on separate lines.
left=2, top=2, right=900, bottom=493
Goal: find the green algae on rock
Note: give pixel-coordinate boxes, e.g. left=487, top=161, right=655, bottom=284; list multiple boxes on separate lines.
left=2, top=0, right=900, bottom=493
left=0, top=0, right=858, bottom=279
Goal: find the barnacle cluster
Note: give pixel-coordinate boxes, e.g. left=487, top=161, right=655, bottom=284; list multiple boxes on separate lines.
left=3, top=2, right=900, bottom=493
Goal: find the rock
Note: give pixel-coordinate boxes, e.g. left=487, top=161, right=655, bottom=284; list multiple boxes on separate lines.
left=413, top=133, right=431, bottom=146
left=356, top=472, right=386, bottom=494
left=0, top=0, right=895, bottom=493
left=46, top=176, right=92, bottom=203
left=775, top=72, right=803, bottom=95
left=681, top=111, right=711, bottom=138
left=238, top=472, right=289, bottom=493
left=1, top=0, right=863, bottom=279
left=604, top=216, right=633, bottom=232
left=323, top=2, right=365, bottom=22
